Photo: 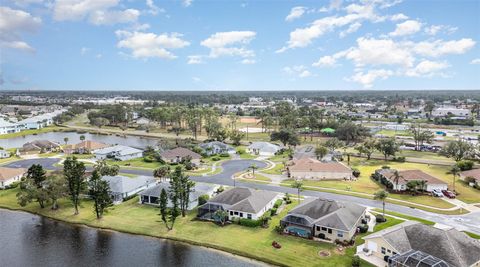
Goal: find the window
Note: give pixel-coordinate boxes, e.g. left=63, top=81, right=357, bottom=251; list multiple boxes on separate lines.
left=230, top=211, right=233, bottom=216
left=327, top=229, right=332, bottom=234
left=247, top=214, right=252, bottom=219
left=337, top=232, right=343, bottom=238
left=316, top=226, right=320, bottom=231
left=240, top=213, right=243, bottom=218
left=381, top=247, right=386, bottom=254
left=387, top=249, right=391, bottom=253
left=234, top=211, right=238, bottom=215
left=321, top=227, right=327, bottom=231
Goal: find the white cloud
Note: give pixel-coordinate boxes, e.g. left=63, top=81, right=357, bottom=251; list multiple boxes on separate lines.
left=344, top=37, right=415, bottom=67
left=96, top=53, right=102, bottom=59
left=146, top=0, right=163, bottom=15
left=89, top=9, right=140, bottom=25
left=405, top=60, right=449, bottom=77
left=183, top=0, right=193, bottom=7
left=241, top=59, right=256, bottom=64
left=389, top=20, right=422, bottom=37
left=285, top=6, right=307, bottom=22
left=389, top=13, right=408, bottom=21
left=424, top=24, right=457, bottom=36
left=411, top=38, right=476, bottom=57
left=283, top=65, right=312, bottom=78
left=0, top=6, right=41, bottom=52
left=80, top=47, right=89, bottom=55
left=115, top=30, right=190, bottom=59
left=200, top=31, right=256, bottom=58
left=13, top=0, right=44, bottom=7
left=312, top=55, right=338, bottom=67
left=339, top=22, right=361, bottom=38
left=350, top=69, right=394, bottom=88
left=187, top=55, right=204, bottom=64
left=471, top=58, right=480, bottom=65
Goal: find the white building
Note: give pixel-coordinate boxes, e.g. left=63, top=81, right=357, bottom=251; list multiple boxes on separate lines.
left=0, top=167, right=26, bottom=188
left=92, top=145, right=143, bottom=161
left=432, top=107, right=470, bottom=118
left=0, top=119, right=21, bottom=135
left=247, top=142, right=281, bottom=156
left=0, top=150, right=10, bottom=159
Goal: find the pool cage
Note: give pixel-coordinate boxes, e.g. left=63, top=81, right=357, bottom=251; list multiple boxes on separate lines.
left=197, top=203, right=225, bottom=221
left=389, top=250, right=450, bottom=267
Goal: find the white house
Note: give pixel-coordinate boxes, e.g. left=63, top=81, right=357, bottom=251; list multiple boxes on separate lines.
left=0, top=150, right=10, bottom=159
left=247, top=142, right=281, bottom=156
left=0, top=119, right=21, bottom=135
left=92, top=145, right=143, bottom=161
left=102, top=175, right=156, bottom=203
left=0, top=167, right=27, bottom=188
left=432, top=107, right=470, bottom=118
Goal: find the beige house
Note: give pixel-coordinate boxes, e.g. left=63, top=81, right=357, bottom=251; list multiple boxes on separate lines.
left=0, top=167, right=27, bottom=188
left=63, top=140, right=110, bottom=154
left=288, top=158, right=353, bottom=180
left=375, top=169, right=448, bottom=192
left=160, top=147, right=201, bottom=166
left=358, top=221, right=480, bottom=267
left=459, top=169, right=480, bottom=186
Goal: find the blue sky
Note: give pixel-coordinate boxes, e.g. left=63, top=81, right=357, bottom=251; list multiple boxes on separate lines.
left=1, top=0, right=479, bottom=91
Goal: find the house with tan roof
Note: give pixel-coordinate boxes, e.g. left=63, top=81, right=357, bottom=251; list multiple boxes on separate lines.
left=63, top=140, right=110, bottom=154
left=0, top=167, right=27, bottom=188
left=160, top=147, right=201, bottom=166
left=459, top=168, right=480, bottom=186
left=375, top=169, right=448, bottom=192
left=19, top=140, right=61, bottom=155
left=288, top=158, right=353, bottom=180
left=358, top=221, right=480, bottom=267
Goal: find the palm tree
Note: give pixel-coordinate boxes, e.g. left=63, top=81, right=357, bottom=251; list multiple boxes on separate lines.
left=291, top=180, right=304, bottom=203
left=392, top=170, right=403, bottom=192
left=64, top=137, right=69, bottom=145
left=79, top=135, right=85, bottom=142
left=374, top=190, right=389, bottom=217
left=249, top=164, right=258, bottom=177
left=450, top=165, right=460, bottom=193
left=153, top=166, right=171, bottom=182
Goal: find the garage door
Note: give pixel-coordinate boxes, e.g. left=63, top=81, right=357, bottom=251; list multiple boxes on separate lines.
left=367, top=241, right=378, bottom=252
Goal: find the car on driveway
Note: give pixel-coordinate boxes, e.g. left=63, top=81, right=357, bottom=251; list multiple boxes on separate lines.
left=442, top=190, right=456, bottom=199
left=432, top=189, right=444, bottom=197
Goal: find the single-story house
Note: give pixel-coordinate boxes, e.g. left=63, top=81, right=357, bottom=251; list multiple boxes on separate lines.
left=0, top=150, right=10, bottom=159
left=92, top=145, right=143, bottom=161
left=160, top=147, right=201, bottom=165
left=0, top=167, right=27, bottom=188
left=0, top=119, right=21, bottom=135
left=101, top=175, right=156, bottom=203
left=459, top=169, right=480, bottom=186
left=199, top=141, right=236, bottom=156
left=63, top=140, right=110, bottom=154
left=280, top=198, right=367, bottom=242
left=20, top=140, right=61, bottom=154
left=246, top=142, right=281, bottom=156
left=288, top=158, right=353, bottom=180
left=375, top=169, right=448, bottom=192
left=197, top=187, right=280, bottom=221
left=139, top=182, right=217, bottom=210
left=359, top=221, right=480, bottom=267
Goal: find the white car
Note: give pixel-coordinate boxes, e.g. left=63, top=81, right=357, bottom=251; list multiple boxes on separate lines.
left=432, top=189, right=443, bottom=197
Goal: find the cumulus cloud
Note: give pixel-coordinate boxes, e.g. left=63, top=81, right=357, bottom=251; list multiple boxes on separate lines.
left=183, top=0, right=193, bottom=7
left=339, top=22, right=361, bottom=38
left=389, top=20, right=422, bottom=37
left=389, top=13, right=408, bottom=21
left=115, top=30, right=190, bottom=59
left=283, top=65, right=312, bottom=78
left=285, top=6, right=307, bottom=22
left=146, top=0, right=163, bottom=15
left=53, top=0, right=139, bottom=25
left=312, top=55, right=339, bottom=67
left=349, top=69, right=394, bottom=88
left=200, top=31, right=256, bottom=58
left=405, top=60, right=449, bottom=77
left=411, top=38, right=476, bottom=57
left=241, top=59, right=256, bottom=64
left=471, top=58, right=480, bottom=65
left=0, top=6, right=41, bottom=52
left=424, top=24, right=457, bottom=36
left=187, top=55, right=204, bottom=64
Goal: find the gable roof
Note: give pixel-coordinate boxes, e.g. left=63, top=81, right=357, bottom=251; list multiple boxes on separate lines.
left=102, top=175, right=155, bottom=194
left=289, top=158, right=351, bottom=173
left=207, top=187, right=279, bottom=213
left=460, top=168, right=480, bottom=182
left=199, top=141, right=234, bottom=151
left=64, top=140, right=110, bottom=151
left=247, top=142, right=280, bottom=153
left=377, top=169, right=447, bottom=185
left=364, top=221, right=480, bottom=267
left=141, top=182, right=216, bottom=201
left=93, top=145, right=142, bottom=156
left=160, top=147, right=201, bottom=160
left=284, top=198, right=366, bottom=231
left=0, top=167, right=27, bottom=181
left=21, top=140, right=60, bottom=151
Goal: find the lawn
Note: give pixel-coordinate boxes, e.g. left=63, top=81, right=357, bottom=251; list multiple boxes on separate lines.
left=107, top=158, right=164, bottom=169
left=0, top=126, right=67, bottom=139
left=239, top=153, right=258, bottom=160
left=370, top=208, right=435, bottom=225
left=0, top=188, right=381, bottom=267
left=262, top=163, right=285, bottom=175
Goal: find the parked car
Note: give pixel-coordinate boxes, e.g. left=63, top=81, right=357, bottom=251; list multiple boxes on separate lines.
left=442, top=190, right=456, bottom=199
left=432, top=189, right=444, bottom=197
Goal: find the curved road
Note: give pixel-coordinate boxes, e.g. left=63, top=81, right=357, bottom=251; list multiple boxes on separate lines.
left=4, top=158, right=480, bottom=235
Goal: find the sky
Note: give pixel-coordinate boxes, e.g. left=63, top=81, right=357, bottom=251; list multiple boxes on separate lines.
left=0, top=0, right=479, bottom=91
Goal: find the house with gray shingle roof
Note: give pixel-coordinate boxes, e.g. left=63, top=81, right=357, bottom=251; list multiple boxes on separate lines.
left=101, top=175, right=156, bottom=203
left=93, top=145, right=143, bottom=161
left=246, top=142, right=281, bottom=156
left=197, top=187, right=280, bottom=221
left=280, top=198, right=367, bottom=242
left=360, top=221, right=480, bottom=267
left=199, top=141, right=235, bottom=156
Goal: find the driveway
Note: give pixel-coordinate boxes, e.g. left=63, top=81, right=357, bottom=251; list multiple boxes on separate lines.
left=3, top=158, right=60, bottom=170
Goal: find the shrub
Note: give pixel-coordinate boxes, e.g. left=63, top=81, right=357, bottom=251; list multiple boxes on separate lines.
left=220, top=153, right=230, bottom=157
left=352, top=168, right=361, bottom=178
left=358, top=224, right=368, bottom=233
left=3, top=181, right=20, bottom=190
left=273, top=199, right=283, bottom=209
left=270, top=208, right=277, bottom=216
left=211, top=157, right=221, bottom=161
left=238, top=218, right=262, bottom=227
left=352, top=255, right=361, bottom=267
left=236, top=148, right=245, bottom=154
left=216, top=186, right=225, bottom=194
left=456, top=160, right=474, bottom=171
left=283, top=193, right=292, bottom=204
left=274, top=225, right=284, bottom=234
left=393, top=156, right=406, bottom=162
left=376, top=214, right=387, bottom=223
left=198, top=194, right=210, bottom=206
left=143, top=156, right=154, bottom=163
left=381, top=165, right=390, bottom=169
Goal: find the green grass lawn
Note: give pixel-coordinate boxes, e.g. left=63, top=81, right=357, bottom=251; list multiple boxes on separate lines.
left=107, top=158, right=164, bottom=169
left=268, top=153, right=289, bottom=162
left=0, top=126, right=66, bottom=139
left=371, top=209, right=435, bottom=225
left=239, top=153, right=258, bottom=159
left=262, top=163, right=285, bottom=175
left=0, top=188, right=385, bottom=267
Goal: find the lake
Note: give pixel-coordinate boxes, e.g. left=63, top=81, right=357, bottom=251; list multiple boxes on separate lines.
left=0, top=131, right=160, bottom=149
left=0, top=209, right=263, bottom=267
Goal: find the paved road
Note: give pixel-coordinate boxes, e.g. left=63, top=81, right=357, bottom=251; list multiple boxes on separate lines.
left=5, top=158, right=480, bottom=235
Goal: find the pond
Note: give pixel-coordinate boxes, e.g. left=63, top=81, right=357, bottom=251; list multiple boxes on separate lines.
left=0, top=209, right=264, bottom=267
